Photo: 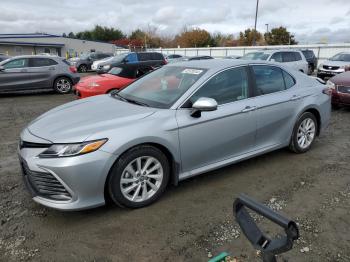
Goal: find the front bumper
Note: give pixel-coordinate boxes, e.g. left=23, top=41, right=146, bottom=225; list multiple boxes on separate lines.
left=74, top=84, right=105, bottom=99
left=332, top=89, right=350, bottom=106
left=317, top=68, right=344, bottom=79
left=18, top=130, right=118, bottom=211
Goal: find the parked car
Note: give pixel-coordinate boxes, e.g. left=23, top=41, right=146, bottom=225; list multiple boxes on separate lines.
left=18, top=59, right=331, bottom=210
left=75, top=64, right=154, bottom=99
left=301, top=49, right=318, bottom=75
left=0, top=55, right=79, bottom=94
left=69, top=52, right=113, bottom=72
left=317, top=52, right=350, bottom=80
left=165, top=54, right=185, bottom=63
left=0, top=53, right=10, bottom=62
left=96, top=52, right=166, bottom=74
left=187, top=55, right=214, bottom=61
left=241, top=50, right=308, bottom=73
left=91, top=56, right=116, bottom=71
left=327, top=71, right=350, bottom=108
left=224, top=55, right=242, bottom=59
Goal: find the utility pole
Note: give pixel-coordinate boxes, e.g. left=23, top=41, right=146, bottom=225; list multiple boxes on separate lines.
left=265, top=23, right=269, bottom=33
left=252, top=0, right=259, bottom=46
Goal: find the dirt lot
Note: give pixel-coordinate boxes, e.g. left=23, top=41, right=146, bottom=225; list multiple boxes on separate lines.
left=0, top=91, right=349, bottom=262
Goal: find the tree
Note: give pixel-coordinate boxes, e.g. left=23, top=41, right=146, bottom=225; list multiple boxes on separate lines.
left=62, top=33, right=67, bottom=37
left=264, top=26, right=297, bottom=45
left=75, top=25, right=125, bottom=42
left=238, top=29, right=263, bottom=46
left=211, top=32, right=237, bottom=47
left=175, top=28, right=212, bottom=48
left=68, top=32, right=75, bottom=38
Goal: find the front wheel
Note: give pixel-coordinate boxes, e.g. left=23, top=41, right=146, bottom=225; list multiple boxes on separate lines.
left=54, top=77, right=72, bottom=94
left=108, top=145, right=169, bottom=208
left=289, top=112, right=317, bottom=153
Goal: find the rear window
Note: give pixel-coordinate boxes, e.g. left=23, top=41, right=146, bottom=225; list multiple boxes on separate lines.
left=282, top=52, right=296, bottom=62
left=302, top=50, right=314, bottom=59
left=293, top=52, right=302, bottom=61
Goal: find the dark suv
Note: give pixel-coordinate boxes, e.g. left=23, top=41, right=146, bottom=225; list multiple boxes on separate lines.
left=96, top=52, right=166, bottom=74
left=69, top=52, right=113, bottom=72
left=301, top=49, right=318, bottom=75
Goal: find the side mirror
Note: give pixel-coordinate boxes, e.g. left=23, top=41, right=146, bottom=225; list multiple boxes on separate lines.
left=0, top=65, right=4, bottom=71
left=191, top=97, right=218, bottom=118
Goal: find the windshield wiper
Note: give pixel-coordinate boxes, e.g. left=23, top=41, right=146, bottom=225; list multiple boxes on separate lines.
left=112, top=93, right=149, bottom=107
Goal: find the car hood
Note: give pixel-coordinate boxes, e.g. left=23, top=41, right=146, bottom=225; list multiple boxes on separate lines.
left=27, top=95, right=156, bottom=143
left=330, top=71, right=350, bottom=86
left=79, top=74, right=119, bottom=84
left=323, top=60, right=350, bottom=67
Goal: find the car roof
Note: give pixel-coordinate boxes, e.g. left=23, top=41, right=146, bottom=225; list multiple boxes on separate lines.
left=6, top=55, right=60, bottom=59
left=168, top=58, right=276, bottom=70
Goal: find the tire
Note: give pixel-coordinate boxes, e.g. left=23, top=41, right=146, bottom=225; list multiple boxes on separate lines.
left=332, top=104, right=340, bottom=110
left=53, top=77, right=72, bottom=94
left=108, top=145, right=170, bottom=208
left=78, top=64, right=88, bottom=73
left=289, top=112, right=318, bottom=153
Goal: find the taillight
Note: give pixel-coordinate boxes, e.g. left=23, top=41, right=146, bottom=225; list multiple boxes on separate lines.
left=163, top=59, right=168, bottom=65
left=322, top=88, right=332, bottom=96
left=69, top=66, right=77, bottom=73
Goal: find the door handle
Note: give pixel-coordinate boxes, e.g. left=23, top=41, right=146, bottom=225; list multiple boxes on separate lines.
left=241, top=106, right=257, bottom=113
left=290, top=95, right=302, bottom=101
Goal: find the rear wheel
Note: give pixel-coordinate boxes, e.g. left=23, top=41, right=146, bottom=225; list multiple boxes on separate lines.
left=54, top=77, right=72, bottom=94
left=108, top=145, right=169, bottom=208
left=289, top=112, right=317, bottom=153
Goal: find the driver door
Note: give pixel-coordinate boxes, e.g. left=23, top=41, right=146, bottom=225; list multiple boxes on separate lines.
left=0, top=58, right=31, bottom=91
left=175, top=66, right=257, bottom=174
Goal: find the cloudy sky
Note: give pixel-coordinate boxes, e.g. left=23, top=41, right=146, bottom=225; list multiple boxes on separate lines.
left=1, top=0, right=350, bottom=43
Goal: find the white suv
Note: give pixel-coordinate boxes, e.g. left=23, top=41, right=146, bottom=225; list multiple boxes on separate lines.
left=241, top=50, right=308, bottom=73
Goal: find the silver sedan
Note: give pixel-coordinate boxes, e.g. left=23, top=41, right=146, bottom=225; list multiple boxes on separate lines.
left=18, top=59, right=331, bottom=210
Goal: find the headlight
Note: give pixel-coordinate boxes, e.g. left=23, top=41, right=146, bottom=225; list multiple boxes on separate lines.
left=88, top=82, right=100, bottom=87
left=39, top=139, right=107, bottom=158
left=103, top=65, right=110, bottom=70
left=326, top=80, right=335, bottom=90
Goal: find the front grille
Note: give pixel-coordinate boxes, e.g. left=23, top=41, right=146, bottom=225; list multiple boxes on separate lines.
left=323, top=65, right=339, bottom=70
left=21, top=161, right=71, bottom=201
left=20, top=140, right=51, bottom=149
left=337, top=85, right=350, bottom=94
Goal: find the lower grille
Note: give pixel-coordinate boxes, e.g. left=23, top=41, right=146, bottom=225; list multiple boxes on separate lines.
left=21, top=161, right=71, bottom=201
left=337, top=85, right=350, bottom=94
left=323, top=65, right=339, bottom=70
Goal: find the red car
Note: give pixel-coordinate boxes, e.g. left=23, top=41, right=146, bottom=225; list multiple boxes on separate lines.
left=328, top=69, right=350, bottom=108
left=74, top=65, right=153, bottom=99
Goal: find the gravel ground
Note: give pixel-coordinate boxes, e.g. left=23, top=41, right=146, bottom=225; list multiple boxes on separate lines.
left=0, top=91, right=349, bottom=262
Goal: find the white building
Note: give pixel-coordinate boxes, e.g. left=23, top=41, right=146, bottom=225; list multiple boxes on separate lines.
left=0, top=33, right=116, bottom=57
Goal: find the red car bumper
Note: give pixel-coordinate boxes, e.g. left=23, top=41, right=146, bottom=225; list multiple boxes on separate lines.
left=74, top=84, right=108, bottom=99
left=332, top=88, right=350, bottom=106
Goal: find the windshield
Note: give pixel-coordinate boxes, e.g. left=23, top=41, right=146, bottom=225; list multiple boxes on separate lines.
left=329, top=53, right=350, bottom=62
left=117, top=66, right=207, bottom=108
left=110, top=53, right=128, bottom=63
left=241, top=52, right=269, bottom=60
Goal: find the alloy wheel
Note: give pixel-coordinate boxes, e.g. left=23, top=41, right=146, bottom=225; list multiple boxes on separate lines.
left=56, top=78, right=71, bottom=93
left=120, top=156, right=163, bottom=203
left=297, top=118, right=316, bottom=149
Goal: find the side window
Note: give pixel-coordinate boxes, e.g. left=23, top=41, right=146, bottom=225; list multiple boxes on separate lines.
left=136, top=66, right=153, bottom=78
left=252, top=65, right=285, bottom=95
left=3, top=58, right=28, bottom=69
left=126, top=53, right=138, bottom=63
left=137, top=53, right=152, bottom=61
left=30, top=58, right=58, bottom=67
left=189, top=67, right=249, bottom=105
left=294, top=52, right=302, bottom=61
left=270, top=52, right=282, bottom=62
left=282, top=52, right=295, bottom=62
left=90, top=53, right=98, bottom=60
left=283, top=71, right=295, bottom=89
left=151, top=53, right=163, bottom=60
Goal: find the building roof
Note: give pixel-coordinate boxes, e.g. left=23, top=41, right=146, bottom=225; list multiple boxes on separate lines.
left=0, top=41, right=64, bottom=47
left=0, top=33, right=60, bottom=39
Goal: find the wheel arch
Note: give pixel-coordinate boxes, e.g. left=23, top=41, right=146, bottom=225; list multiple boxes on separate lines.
left=103, top=141, right=180, bottom=204
left=52, top=75, right=73, bottom=89
left=297, top=106, right=321, bottom=136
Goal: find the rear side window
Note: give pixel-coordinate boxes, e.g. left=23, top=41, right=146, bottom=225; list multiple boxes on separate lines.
left=293, top=52, right=302, bottom=61
left=3, top=58, right=28, bottom=69
left=282, top=52, right=296, bottom=62
left=283, top=71, right=295, bottom=89
left=151, top=53, right=164, bottom=60
left=137, top=53, right=152, bottom=61
left=126, top=53, right=138, bottom=63
left=270, top=52, right=282, bottom=62
left=30, top=58, right=58, bottom=67
left=252, top=65, right=285, bottom=95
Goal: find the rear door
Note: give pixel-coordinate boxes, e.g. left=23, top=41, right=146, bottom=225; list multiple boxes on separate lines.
left=0, top=58, right=31, bottom=91
left=176, top=66, right=257, bottom=173
left=27, top=58, right=58, bottom=89
left=250, top=65, right=303, bottom=149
